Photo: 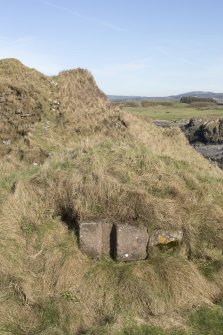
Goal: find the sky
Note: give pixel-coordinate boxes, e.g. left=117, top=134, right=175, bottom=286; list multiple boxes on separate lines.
left=0, top=0, right=223, bottom=96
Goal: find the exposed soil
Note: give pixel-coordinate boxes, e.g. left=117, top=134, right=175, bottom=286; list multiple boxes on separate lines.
left=0, top=84, right=43, bottom=154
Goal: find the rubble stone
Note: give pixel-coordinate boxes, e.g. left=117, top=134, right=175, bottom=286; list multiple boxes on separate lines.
left=149, top=230, right=183, bottom=248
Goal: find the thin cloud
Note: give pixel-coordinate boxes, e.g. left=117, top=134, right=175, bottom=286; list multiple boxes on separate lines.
left=40, top=0, right=127, bottom=32
left=154, top=46, right=207, bottom=69
left=92, top=59, right=150, bottom=76
left=0, top=36, right=61, bottom=75
left=0, top=36, right=34, bottom=47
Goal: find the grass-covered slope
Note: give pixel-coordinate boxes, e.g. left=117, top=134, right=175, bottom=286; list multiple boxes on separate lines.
left=0, top=59, right=223, bottom=335
left=123, top=101, right=223, bottom=120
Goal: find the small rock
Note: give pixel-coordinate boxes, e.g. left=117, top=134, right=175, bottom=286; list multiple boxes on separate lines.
left=50, top=81, right=58, bottom=86
left=2, top=139, right=11, bottom=145
left=149, top=230, right=183, bottom=248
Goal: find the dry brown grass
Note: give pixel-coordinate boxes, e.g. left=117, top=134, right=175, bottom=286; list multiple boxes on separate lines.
left=0, top=59, right=223, bottom=334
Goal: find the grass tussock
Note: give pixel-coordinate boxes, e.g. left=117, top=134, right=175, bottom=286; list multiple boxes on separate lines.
left=0, top=59, right=223, bottom=334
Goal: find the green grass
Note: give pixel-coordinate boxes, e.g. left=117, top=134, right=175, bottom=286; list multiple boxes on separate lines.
left=3, top=306, right=223, bottom=335
left=0, top=165, right=40, bottom=205
left=124, top=103, right=223, bottom=120
left=119, top=326, right=186, bottom=335
left=189, top=306, right=223, bottom=335
left=199, top=259, right=223, bottom=279
left=118, top=306, right=223, bottom=335
left=0, top=165, right=39, bottom=191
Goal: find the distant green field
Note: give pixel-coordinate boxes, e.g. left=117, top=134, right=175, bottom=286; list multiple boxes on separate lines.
left=124, top=102, right=223, bottom=120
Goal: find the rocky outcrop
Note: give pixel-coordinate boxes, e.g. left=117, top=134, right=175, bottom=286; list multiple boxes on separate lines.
left=180, top=119, right=223, bottom=169
left=181, top=118, right=223, bottom=144
left=194, top=144, right=223, bottom=169
left=153, top=119, right=223, bottom=169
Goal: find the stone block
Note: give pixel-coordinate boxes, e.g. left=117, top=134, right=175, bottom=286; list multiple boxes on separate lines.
left=115, top=224, right=148, bottom=261
left=79, top=222, right=102, bottom=258
left=149, top=230, right=183, bottom=248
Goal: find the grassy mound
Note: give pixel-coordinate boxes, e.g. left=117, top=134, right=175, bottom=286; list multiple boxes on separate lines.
left=0, top=59, right=222, bottom=334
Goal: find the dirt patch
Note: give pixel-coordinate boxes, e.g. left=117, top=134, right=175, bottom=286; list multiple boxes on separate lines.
left=0, top=84, right=42, bottom=136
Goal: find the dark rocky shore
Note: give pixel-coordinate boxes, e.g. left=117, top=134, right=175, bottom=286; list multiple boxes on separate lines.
left=194, top=144, right=223, bottom=168
left=154, top=118, right=223, bottom=169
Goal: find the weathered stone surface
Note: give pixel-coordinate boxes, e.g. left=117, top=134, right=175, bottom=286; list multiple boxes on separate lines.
left=79, top=222, right=102, bottom=258
left=115, top=224, right=148, bottom=261
left=181, top=118, right=223, bottom=145
left=102, top=223, right=114, bottom=256
left=149, top=230, right=183, bottom=247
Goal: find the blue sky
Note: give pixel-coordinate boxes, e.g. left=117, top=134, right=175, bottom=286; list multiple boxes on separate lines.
left=1, top=0, right=223, bottom=96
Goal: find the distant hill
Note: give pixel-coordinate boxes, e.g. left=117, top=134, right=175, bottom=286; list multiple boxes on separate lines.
left=170, top=91, right=223, bottom=102
left=108, top=91, right=223, bottom=102
left=107, top=95, right=157, bottom=101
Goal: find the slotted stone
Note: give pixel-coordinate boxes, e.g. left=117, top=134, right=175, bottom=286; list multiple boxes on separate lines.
left=115, top=224, right=148, bottom=261
left=102, top=223, right=114, bottom=256
left=79, top=222, right=103, bottom=258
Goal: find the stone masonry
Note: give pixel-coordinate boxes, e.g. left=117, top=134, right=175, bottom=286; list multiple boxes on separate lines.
left=79, top=222, right=115, bottom=258
left=79, top=222, right=103, bottom=258
left=115, top=224, right=148, bottom=261
left=79, top=222, right=183, bottom=261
